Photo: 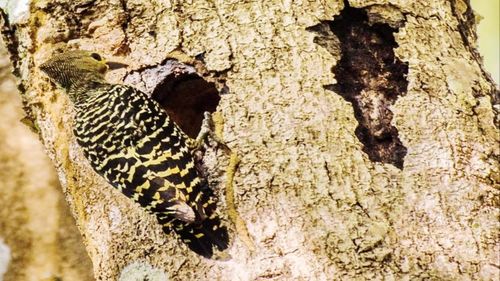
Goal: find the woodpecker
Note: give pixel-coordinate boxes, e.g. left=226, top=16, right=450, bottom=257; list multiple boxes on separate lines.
left=40, top=50, right=228, bottom=257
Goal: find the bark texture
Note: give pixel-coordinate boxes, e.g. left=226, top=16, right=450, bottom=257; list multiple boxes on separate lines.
left=0, top=41, right=93, bottom=280
left=0, top=0, right=498, bottom=280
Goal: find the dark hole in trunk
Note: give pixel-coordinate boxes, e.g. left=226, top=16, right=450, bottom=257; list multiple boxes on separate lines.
left=151, top=71, right=220, bottom=139
left=309, top=1, right=409, bottom=169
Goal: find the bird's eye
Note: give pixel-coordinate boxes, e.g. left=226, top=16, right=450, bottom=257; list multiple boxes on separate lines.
left=90, top=53, right=102, bottom=61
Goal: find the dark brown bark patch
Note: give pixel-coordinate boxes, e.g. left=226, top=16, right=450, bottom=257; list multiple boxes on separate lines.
left=310, top=1, right=409, bottom=169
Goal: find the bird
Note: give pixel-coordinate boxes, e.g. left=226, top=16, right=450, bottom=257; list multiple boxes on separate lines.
left=39, top=50, right=229, bottom=258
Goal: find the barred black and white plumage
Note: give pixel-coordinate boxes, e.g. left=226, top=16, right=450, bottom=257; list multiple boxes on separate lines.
left=40, top=50, right=228, bottom=257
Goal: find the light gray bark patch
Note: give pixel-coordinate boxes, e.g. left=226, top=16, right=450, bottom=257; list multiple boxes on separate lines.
left=0, top=239, right=11, bottom=279
left=309, top=1, right=409, bottom=169
left=0, top=0, right=30, bottom=24
left=119, top=262, right=169, bottom=281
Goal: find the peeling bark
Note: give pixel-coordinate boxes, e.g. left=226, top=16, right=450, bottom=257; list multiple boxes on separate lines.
left=0, top=0, right=498, bottom=280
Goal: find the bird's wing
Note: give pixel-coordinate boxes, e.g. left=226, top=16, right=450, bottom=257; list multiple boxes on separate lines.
left=116, top=86, right=205, bottom=205
left=98, top=147, right=196, bottom=223
left=130, top=165, right=197, bottom=223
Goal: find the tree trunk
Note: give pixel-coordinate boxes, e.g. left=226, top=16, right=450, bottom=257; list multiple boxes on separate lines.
left=0, top=42, right=94, bottom=280
left=0, top=0, right=498, bottom=280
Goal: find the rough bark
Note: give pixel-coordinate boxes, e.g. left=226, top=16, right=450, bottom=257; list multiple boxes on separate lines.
left=0, top=41, right=93, bottom=280
left=0, top=0, right=498, bottom=280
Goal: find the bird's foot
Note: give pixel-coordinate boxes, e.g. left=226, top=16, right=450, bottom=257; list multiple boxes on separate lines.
left=190, top=111, right=230, bottom=153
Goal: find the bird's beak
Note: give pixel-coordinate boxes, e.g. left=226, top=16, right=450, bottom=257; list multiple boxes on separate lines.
left=106, top=61, right=128, bottom=70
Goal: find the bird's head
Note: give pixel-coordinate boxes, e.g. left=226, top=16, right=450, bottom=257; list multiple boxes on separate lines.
left=40, top=50, right=127, bottom=93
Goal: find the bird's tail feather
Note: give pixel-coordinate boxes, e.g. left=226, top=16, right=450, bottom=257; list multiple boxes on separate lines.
left=171, top=216, right=229, bottom=258
left=157, top=214, right=229, bottom=258
left=156, top=183, right=229, bottom=258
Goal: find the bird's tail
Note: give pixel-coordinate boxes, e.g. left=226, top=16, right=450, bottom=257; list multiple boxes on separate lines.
left=157, top=211, right=229, bottom=258
left=171, top=216, right=229, bottom=258
left=156, top=182, right=229, bottom=258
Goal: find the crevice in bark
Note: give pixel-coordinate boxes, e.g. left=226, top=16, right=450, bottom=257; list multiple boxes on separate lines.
left=0, top=8, right=33, bottom=122
left=151, top=61, right=221, bottom=138
left=117, top=0, right=131, bottom=54
left=309, top=1, right=409, bottom=169
left=0, top=9, right=22, bottom=81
